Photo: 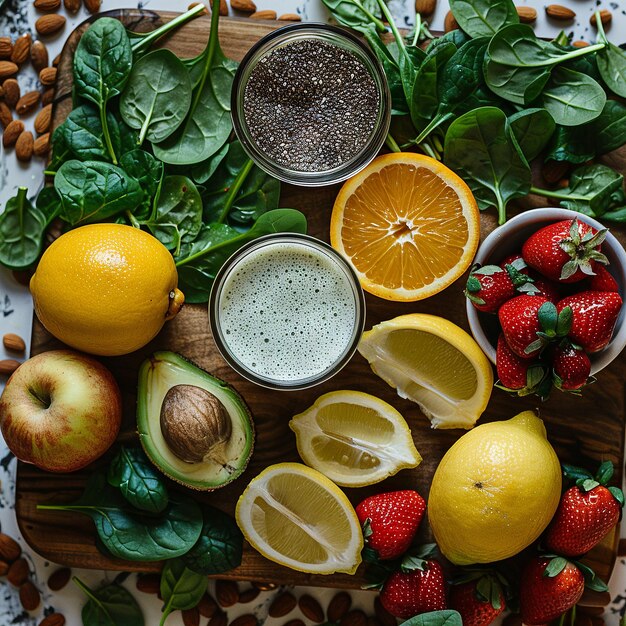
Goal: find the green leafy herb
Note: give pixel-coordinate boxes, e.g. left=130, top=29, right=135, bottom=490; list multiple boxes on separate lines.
left=159, top=558, right=208, bottom=626
left=119, top=149, right=163, bottom=219
left=595, top=14, right=626, bottom=98
left=399, top=610, right=463, bottom=626
left=74, top=577, right=144, bottom=626
left=320, top=0, right=385, bottom=33
left=449, top=0, right=518, bottom=38
left=107, top=446, right=169, bottom=514
left=508, top=108, right=555, bottom=161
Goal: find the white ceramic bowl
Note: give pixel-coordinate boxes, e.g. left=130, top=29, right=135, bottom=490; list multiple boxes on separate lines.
left=466, top=208, right=626, bottom=375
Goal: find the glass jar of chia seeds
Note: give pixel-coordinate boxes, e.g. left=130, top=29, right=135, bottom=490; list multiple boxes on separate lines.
left=231, top=23, right=391, bottom=187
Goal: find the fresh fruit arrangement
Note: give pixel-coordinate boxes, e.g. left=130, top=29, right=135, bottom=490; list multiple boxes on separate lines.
left=466, top=218, right=623, bottom=397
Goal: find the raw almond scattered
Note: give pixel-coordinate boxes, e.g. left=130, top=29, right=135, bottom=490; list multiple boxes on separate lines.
left=39, top=66, right=57, bottom=86
left=182, top=607, right=200, bottom=626
left=269, top=592, right=297, bottom=618
left=11, top=33, right=31, bottom=65
left=0, top=102, right=13, bottom=128
left=0, top=37, right=13, bottom=59
left=36, top=14, right=66, bottom=36
left=250, top=10, right=276, bottom=18
left=20, top=581, right=41, bottom=611
left=16, top=130, right=34, bottom=161
left=216, top=579, right=239, bottom=607
left=415, top=0, right=436, bottom=16
left=35, top=105, right=51, bottom=134
left=64, top=0, right=81, bottom=12
left=545, top=4, right=575, bottom=20
left=39, top=614, right=66, bottom=626
left=230, top=0, right=256, bottom=12
left=590, top=10, right=612, bottom=27
left=42, top=88, right=55, bottom=106
left=31, top=40, right=49, bottom=72
left=0, top=560, right=8, bottom=576
left=327, top=592, right=352, bottom=622
left=16, top=90, right=41, bottom=115
left=572, top=40, right=589, bottom=48
left=7, top=558, right=30, bottom=587
left=340, top=610, right=367, bottom=626
left=278, top=13, right=301, bottom=20
left=444, top=10, right=459, bottom=32
left=3, top=333, right=26, bottom=352
left=198, top=593, right=218, bottom=618
left=299, top=595, right=324, bottom=623
left=0, top=61, right=19, bottom=79
left=0, top=533, right=21, bottom=561
left=239, top=587, right=261, bottom=603
left=3, top=79, right=21, bottom=108
left=34, top=0, right=62, bottom=10
left=219, top=0, right=228, bottom=15
left=47, top=567, right=71, bottom=591
left=516, top=6, right=536, bottom=23
left=208, top=611, right=228, bottom=626
left=84, top=0, right=101, bottom=13
left=136, top=573, right=160, bottom=594
left=230, top=615, right=258, bottom=626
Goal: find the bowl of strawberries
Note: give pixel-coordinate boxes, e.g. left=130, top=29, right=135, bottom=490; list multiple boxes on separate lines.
left=465, top=208, right=626, bottom=397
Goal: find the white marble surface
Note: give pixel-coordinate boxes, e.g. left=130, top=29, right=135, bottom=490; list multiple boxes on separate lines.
left=2, top=0, right=626, bottom=624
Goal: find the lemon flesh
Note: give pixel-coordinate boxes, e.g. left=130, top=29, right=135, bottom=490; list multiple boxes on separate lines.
left=358, top=314, right=493, bottom=429
left=235, top=463, right=363, bottom=574
left=428, top=411, right=562, bottom=565
left=290, top=390, right=421, bottom=487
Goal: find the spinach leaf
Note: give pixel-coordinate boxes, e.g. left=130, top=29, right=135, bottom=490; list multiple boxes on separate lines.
left=38, top=472, right=203, bottom=561
left=56, top=104, right=121, bottom=162
left=426, top=29, right=469, bottom=53
left=55, top=160, right=143, bottom=225
left=48, top=125, right=73, bottom=173
left=399, top=610, right=462, bottom=626
left=74, top=577, right=144, bottom=626
left=508, top=108, right=555, bottom=161
left=107, top=446, right=169, bottom=514
left=144, top=175, right=203, bottom=253
left=541, top=67, right=605, bottom=126
left=183, top=505, right=243, bottom=574
left=321, top=0, right=385, bottom=32
left=120, top=49, right=192, bottom=144
left=152, top=4, right=236, bottom=166
left=484, top=59, right=551, bottom=106
left=192, top=142, right=229, bottom=184
left=0, top=187, right=49, bottom=270
left=159, top=559, right=208, bottom=626
left=595, top=16, right=626, bottom=98
left=74, top=18, right=132, bottom=164
left=119, top=149, right=163, bottom=219
left=36, top=186, right=63, bottom=222
left=449, top=0, right=518, bottom=38
left=444, top=106, right=531, bottom=224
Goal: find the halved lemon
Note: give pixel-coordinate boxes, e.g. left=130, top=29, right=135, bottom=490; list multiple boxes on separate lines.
left=358, top=314, right=493, bottom=429
left=331, top=152, right=480, bottom=301
left=235, top=463, right=363, bottom=574
left=289, top=390, right=421, bottom=487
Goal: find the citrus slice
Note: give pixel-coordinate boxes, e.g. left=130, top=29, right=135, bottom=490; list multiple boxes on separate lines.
left=330, top=152, right=480, bottom=301
left=358, top=314, right=493, bottom=429
left=235, top=462, right=363, bottom=574
left=289, top=390, right=422, bottom=487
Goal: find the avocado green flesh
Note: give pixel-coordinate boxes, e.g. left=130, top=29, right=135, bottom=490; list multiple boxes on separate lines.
left=137, top=351, right=254, bottom=490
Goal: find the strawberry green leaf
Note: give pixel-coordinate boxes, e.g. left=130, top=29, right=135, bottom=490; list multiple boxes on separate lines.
left=608, top=486, right=625, bottom=507
left=399, top=610, right=462, bottom=626
left=472, top=265, right=503, bottom=276
left=556, top=306, right=573, bottom=337
left=578, top=478, right=600, bottom=492
left=562, top=464, right=594, bottom=482
left=361, top=546, right=380, bottom=564
left=465, top=275, right=482, bottom=293
left=475, top=576, right=491, bottom=603
left=414, top=543, right=438, bottom=559
left=544, top=556, right=568, bottom=577
left=595, top=461, right=614, bottom=485
left=538, top=301, right=558, bottom=334
left=576, top=562, right=609, bottom=592
left=401, top=554, right=427, bottom=572
left=362, top=519, right=373, bottom=539
left=525, top=338, right=545, bottom=354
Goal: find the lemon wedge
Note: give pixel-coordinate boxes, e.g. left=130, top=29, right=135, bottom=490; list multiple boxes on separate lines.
left=358, top=314, right=493, bottom=429
left=235, top=463, right=362, bottom=574
left=289, top=390, right=422, bottom=487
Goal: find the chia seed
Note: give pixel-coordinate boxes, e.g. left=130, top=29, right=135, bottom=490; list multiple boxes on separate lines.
left=242, top=38, right=380, bottom=173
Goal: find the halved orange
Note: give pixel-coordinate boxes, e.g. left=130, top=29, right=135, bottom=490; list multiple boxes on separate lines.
left=330, top=153, right=480, bottom=302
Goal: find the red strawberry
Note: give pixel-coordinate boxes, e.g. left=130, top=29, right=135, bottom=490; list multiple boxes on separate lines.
left=589, top=265, right=619, bottom=292
left=552, top=344, right=591, bottom=391
left=522, top=219, right=608, bottom=283
left=379, top=559, right=447, bottom=618
left=557, top=291, right=623, bottom=353
left=496, top=333, right=547, bottom=395
left=464, top=263, right=536, bottom=313
left=519, top=557, right=584, bottom=625
left=450, top=576, right=506, bottom=626
left=356, top=491, right=426, bottom=560
left=501, top=253, right=529, bottom=274
left=533, top=278, right=561, bottom=303
left=544, top=462, right=624, bottom=557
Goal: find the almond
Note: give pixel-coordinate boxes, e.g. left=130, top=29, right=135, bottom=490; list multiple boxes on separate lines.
left=11, top=34, right=31, bottom=65
left=136, top=573, right=160, bottom=594
left=3, top=333, right=26, bottom=352
left=8, top=558, right=30, bottom=587
left=252, top=581, right=277, bottom=591
left=269, top=592, right=297, bottom=618
left=590, top=10, right=612, bottom=27
left=16, top=90, right=40, bottom=115
left=84, top=0, right=101, bottom=13
left=39, top=614, right=66, bottom=626
left=0, top=61, right=19, bottom=79
left=250, top=9, right=276, bottom=18
left=16, top=130, right=34, bottom=161
left=34, top=132, right=50, bottom=156
left=219, top=0, right=228, bottom=15
left=39, top=66, right=57, bottom=86
left=327, top=592, right=352, bottom=622
left=0, top=560, right=8, bottom=576
left=47, top=567, right=71, bottom=591
left=36, top=14, right=66, bottom=36
left=182, top=607, right=200, bottom=626
left=208, top=611, right=228, bottom=626
left=299, top=595, right=324, bottom=623
left=41, top=88, right=54, bottom=106
left=0, top=533, right=21, bottom=561
left=444, top=10, right=459, bottom=32
left=20, top=581, right=41, bottom=611
left=216, top=580, right=239, bottom=607
left=415, top=0, right=436, bottom=16
left=0, top=37, right=12, bottom=59
left=34, top=0, right=62, bottom=10
left=239, top=587, right=261, bottom=603
left=572, top=40, right=589, bottom=48
left=198, top=593, right=218, bottom=618
left=31, top=40, right=49, bottom=72
left=542, top=159, right=569, bottom=184
left=3, top=79, right=21, bottom=108
left=64, top=0, right=81, bottom=12
left=516, top=6, right=536, bottom=23
left=278, top=13, right=301, bottom=20
left=545, top=4, right=575, bottom=20
left=283, top=620, right=305, bottom=626
left=35, top=104, right=51, bottom=133
left=2, top=120, right=23, bottom=148
left=230, top=0, right=256, bottom=12
left=340, top=610, right=367, bottom=626
left=0, top=101, right=13, bottom=127
left=230, top=615, right=257, bottom=626
left=374, top=597, right=396, bottom=626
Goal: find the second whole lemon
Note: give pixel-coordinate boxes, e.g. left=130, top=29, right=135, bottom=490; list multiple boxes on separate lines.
left=30, top=224, right=184, bottom=356
left=428, top=411, right=561, bottom=565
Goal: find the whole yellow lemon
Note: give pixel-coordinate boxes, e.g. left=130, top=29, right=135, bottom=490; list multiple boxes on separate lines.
left=428, top=411, right=561, bottom=565
left=30, top=224, right=184, bottom=356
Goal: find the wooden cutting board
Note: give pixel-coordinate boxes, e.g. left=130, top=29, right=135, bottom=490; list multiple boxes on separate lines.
left=14, top=11, right=626, bottom=594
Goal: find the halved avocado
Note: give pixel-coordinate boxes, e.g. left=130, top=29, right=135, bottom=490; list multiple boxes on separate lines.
left=137, top=351, right=254, bottom=491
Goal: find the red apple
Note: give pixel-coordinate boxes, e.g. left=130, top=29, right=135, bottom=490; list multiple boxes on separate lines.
left=0, top=349, right=122, bottom=472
